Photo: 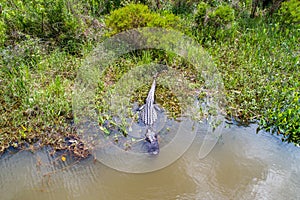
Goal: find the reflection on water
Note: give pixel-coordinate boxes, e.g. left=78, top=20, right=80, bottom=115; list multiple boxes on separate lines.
left=1, top=124, right=300, bottom=200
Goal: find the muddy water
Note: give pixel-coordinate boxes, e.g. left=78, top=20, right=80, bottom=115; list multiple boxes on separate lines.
left=1, top=124, right=299, bottom=200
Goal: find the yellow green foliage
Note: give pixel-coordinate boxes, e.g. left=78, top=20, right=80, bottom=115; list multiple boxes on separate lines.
left=278, top=0, right=300, bottom=28
left=209, top=5, right=235, bottom=26
left=105, top=4, right=181, bottom=35
left=195, top=2, right=235, bottom=28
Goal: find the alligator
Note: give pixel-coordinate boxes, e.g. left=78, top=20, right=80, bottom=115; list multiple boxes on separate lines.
left=138, top=75, right=160, bottom=155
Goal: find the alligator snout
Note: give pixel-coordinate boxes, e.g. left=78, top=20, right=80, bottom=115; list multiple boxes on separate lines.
left=145, top=129, right=159, bottom=155
left=145, top=139, right=159, bottom=155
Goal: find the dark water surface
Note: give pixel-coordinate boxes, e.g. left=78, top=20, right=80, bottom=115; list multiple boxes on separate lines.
left=1, top=124, right=299, bottom=200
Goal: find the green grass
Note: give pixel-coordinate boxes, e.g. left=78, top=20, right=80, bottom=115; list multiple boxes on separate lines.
left=0, top=38, right=81, bottom=153
left=203, top=18, right=299, bottom=141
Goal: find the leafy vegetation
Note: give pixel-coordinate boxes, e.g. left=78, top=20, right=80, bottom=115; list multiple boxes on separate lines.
left=1, top=0, right=104, bottom=54
left=277, top=0, right=300, bottom=28
left=259, top=86, right=299, bottom=143
left=0, top=1, right=299, bottom=155
left=105, top=3, right=181, bottom=36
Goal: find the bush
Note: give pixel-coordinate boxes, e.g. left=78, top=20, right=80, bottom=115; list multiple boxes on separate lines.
left=105, top=4, right=152, bottom=35
left=105, top=3, right=181, bottom=36
left=278, top=0, right=300, bottom=28
left=195, top=3, right=235, bottom=27
left=194, top=3, right=235, bottom=41
left=3, top=0, right=83, bottom=38
left=1, top=0, right=97, bottom=53
left=209, top=5, right=235, bottom=28
left=147, top=12, right=181, bottom=28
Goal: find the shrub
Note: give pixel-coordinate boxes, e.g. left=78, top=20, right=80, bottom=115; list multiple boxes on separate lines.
left=148, top=12, right=181, bottom=29
left=209, top=5, right=235, bottom=28
left=194, top=3, right=235, bottom=41
left=1, top=0, right=93, bottom=53
left=277, top=0, right=300, bottom=28
left=105, top=3, right=181, bottom=36
left=3, top=0, right=82, bottom=38
left=105, top=4, right=152, bottom=35
left=195, top=3, right=235, bottom=28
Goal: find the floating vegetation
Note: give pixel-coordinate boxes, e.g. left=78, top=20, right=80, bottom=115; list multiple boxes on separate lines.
left=0, top=125, right=90, bottom=158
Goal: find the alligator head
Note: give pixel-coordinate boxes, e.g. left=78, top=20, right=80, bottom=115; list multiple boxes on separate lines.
left=145, top=129, right=159, bottom=155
